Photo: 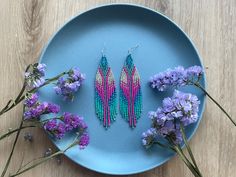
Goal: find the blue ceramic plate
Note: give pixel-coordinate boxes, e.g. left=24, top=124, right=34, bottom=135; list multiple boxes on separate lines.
left=39, top=4, right=206, bottom=175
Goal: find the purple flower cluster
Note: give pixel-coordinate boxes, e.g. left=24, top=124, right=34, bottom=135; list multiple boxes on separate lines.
left=24, top=93, right=89, bottom=148
left=54, top=68, right=85, bottom=101
left=24, top=93, right=39, bottom=107
left=141, top=128, right=157, bottom=147
left=43, top=112, right=89, bottom=143
left=62, top=112, right=87, bottom=131
left=25, top=63, right=46, bottom=89
left=44, top=119, right=66, bottom=139
left=24, top=93, right=60, bottom=120
left=142, top=90, right=200, bottom=146
left=78, top=133, right=90, bottom=149
left=149, top=66, right=203, bottom=91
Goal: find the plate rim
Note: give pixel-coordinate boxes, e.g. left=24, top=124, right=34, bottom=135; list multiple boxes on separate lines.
left=39, top=3, right=207, bottom=175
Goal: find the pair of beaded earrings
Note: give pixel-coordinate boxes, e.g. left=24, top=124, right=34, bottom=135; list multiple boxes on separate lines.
left=95, top=47, right=142, bottom=129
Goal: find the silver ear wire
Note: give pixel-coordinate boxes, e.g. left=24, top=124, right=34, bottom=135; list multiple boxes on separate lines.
left=101, top=43, right=106, bottom=57
left=128, top=44, right=139, bottom=54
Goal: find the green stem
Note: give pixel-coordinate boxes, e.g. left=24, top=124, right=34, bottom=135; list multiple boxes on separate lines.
left=9, top=151, right=63, bottom=177
left=10, top=137, right=77, bottom=177
left=174, top=145, right=202, bottom=177
left=180, top=124, right=202, bottom=176
left=153, top=141, right=175, bottom=151
left=194, top=82, right=236, bottom=126
left=165, top=136, right=203, bottom=177
left=0, top=96, right=25, bottom=115
left=41, top=72, right=67, bottom=87
left=0, top=125, right=36, bottom=141
left=0, top=64, right=32, bottom=115
left=1, top=115, right=24, bottom=177
left=0, top=72, right=67, bottom=117
left=154, top=141, right=202, bottom=177
left=15, top=84, right=26, bottom=103
left=16, top=156, right=45, bottom=174
left=0, top=100, right=14, bottom=114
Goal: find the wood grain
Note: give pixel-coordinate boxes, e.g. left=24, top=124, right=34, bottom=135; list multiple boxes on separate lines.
left=0, top=0, right=235, bottom=177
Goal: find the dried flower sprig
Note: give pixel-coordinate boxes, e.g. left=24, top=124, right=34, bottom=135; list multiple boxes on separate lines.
left=0, top=63, right=66, bottom=117
left=25, top=63, right=46, bottom=89
left=24, top=93, right=60, bottom=120
left=0, top=63, right=87, bottom=177
left=0, top=64, right=86, bottom=141
left=54, top=67, right=85, bottom=101
left=142, top=90, right=203, bottom=177
left=149, top=65, right=236, bottom=126
left=43, top=113, right=88, bottom=140
left=9, top=131, right=89, bottom=177
left=0, top=64, right=85, bottom=117
left=22, top=93, right=88, bottom=140
left=1, top=105, right=89, bottom=177
left=0, top=125, right=36, bottom=141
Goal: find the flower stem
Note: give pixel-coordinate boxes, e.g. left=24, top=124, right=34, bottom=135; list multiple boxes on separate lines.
left=0, top=85, right=25, bottom=116
left=15, top=84, right=26, bottom=103
left=0, top=71, right=67, bottom=117
left=174, top=145, right=202, bottom=177
left=9, top=137, right=76, bottom=177
left=153, top=141, right=175, bottom=151
left=0, top=100, right=14, bottom=114
left=9, top=151, right=64, bottom=177
left=1, top=115, right=24, bottom=177
left=194, top=82, right=236, bottom=126
left=180, top=124, right=202, bottom=176
left=155, top=137, right=203, bottom=177
left=0, top=64, right=32, bottom=116
left=0, top=125, right=36, bottom=141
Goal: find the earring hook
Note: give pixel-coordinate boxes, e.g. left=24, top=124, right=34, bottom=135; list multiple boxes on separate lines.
left=128, top=44, right=139, bottom=54
left=101, top=43, right=106, bottom=57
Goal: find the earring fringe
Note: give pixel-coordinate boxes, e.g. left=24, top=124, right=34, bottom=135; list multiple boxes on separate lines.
left=120, top=54, right=142, bottom=128
left=95, top=56, right=117, bottom=128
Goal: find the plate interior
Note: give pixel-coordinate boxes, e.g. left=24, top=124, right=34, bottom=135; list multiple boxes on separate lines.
left=39, top=4, right=206, bottom=175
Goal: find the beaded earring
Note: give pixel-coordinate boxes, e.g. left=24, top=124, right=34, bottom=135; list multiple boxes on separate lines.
left=119, top=46, right=142, bottom=128
left=95, top=51, right=117, bottom=129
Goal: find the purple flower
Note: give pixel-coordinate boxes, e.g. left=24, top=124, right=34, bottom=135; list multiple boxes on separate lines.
left=142, top=90, right=200, bottom=146
left=170, top=129, right=182, bottom=145
left=23, top=111, right=33, bottom=120
left=77, top=117, right=88, bottom=130
left=56, top=122, right=67, bottom=139
left=62, top=112, right=87, bottom=131
left=54, top=68, right=85, bottom=101
left=23, top=101, right=60, bottom=120
left=24, top=93, right=39, bottom=107
left=44, top=119, right=57, bottom=131
left=46, top=103, right=60, bottom=114
left=25, top=72, right=30, bottom=78
left=33, top=78, right=45, bottom=88
left=149, top=65, right=203, bottom=91
left=172, top=90, right=200, bottom=125
left=44, top=119, right=66, bottom=139
left=43, top=112, right=89, bottom=142
left=63, top=112, right=80, bottom=131
left=142, top=128, right=157, bottom=147
left=155, top=90, right=200, bottom=127
left=70, top=68, right=85, bottom=81
left=78, top=133, right=89, bottom=149
left=36, top=63, right=46, bottom=76
left=186, top=66, right=203, bottom=78
left=25, top=63, right=47, bottom=89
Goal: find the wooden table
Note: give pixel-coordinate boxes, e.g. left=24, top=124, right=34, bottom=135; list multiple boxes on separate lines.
left=0, top=1, right=235, bottom=177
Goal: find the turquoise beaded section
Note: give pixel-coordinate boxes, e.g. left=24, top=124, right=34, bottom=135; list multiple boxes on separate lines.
left=95, top=56, right=117, bottom=128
